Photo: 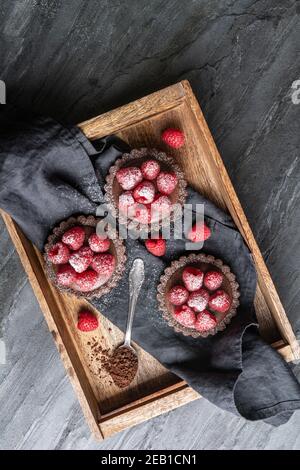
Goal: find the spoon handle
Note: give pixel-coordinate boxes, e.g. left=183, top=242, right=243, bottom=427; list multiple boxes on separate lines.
left=124, top=258, right=145, bottom=347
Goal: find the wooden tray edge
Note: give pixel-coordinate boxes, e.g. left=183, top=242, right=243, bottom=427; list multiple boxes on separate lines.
left=79, top=82, right=186, bottom=140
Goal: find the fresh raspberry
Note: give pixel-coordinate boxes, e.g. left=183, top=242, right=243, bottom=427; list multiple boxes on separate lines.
left=116, top=166, right=143, bottom=191
left=88, top=232, right=110, bottom=253
left=69, top=246, right=94, bottom=273
left=133, top=181, right=156, bottom=204
left=91, top=253, right=115, bottom=279
left=128, top=203, right=151, bottom=224
left=168, top=285, right=189, bottom=306
left=173, top=305, right=196, bottom=328
left=150, top=194, right=172, bottom=221
left=182, top=267, right=204, bottom=292
left=156, top=172, right=178, bottom=195
left=75, top=269, right=98, bottom=292
left=77, top=310, right=99, bottom=332
left=209, top=290, right=231, bottom=313
left=119, top=191, right=135, bottom=214
left=47, top=242, right=70, bottom=264
left=145, top=237, right=166, bottom=257
left=194, top=310, right=217, bottom=333
left=187, top=288, right=210, bottom=312
left=62, top=226, right=85, bottom=250
left=141, top=160, right=160, bottom=180
left=204, top=271, right=223, bottom=291
left=161, top=128, right=185, bottom=149
left=187, top=222, right=211, bottom=243
left=56, top=264, right=77, bottom=287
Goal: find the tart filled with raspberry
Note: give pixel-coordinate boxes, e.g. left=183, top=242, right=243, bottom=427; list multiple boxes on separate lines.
left=157, top=253, right=240, bottom=338
left=104, top=148, right=187, bottom=230
left=44, top=215, right=126, bottom=299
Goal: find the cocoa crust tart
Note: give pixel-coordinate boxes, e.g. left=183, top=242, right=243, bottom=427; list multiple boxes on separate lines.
left=157, top=253, right=240, bottom=338
left=44, top=215, right=126, bottom=299
left=104, top=147, right=187, bottom=231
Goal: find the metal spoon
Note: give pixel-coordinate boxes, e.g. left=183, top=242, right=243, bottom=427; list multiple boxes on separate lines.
left=123, top=257, right=145, bottom=352
left=109, top=258, right=145, bottom=387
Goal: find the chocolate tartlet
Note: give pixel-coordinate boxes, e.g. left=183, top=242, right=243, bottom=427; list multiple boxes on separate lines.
left=104, top=148, right=187, bottom=231
left=157, top=253, right=240, bottom=338
left=44, top=215, right=126, bottom=299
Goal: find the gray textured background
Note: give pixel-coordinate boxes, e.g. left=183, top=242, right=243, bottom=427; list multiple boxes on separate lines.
left=1, top=0, right=300, bottom=450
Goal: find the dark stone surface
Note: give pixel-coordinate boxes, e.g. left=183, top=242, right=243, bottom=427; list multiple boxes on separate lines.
left=0, top=0, right=300, bottom=449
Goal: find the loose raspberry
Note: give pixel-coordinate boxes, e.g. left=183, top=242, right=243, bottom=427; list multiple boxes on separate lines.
left=88, top=232, right=110, bottom=253
left=194, top=310, right=217, bottom=333
left=56, top=264, right=77, bottom=287
left=145, top=237, right=166, bottom=257
left=187, top=288, right=210, bottom=312
left=156, top=172, right=178, bottom=195
left=141, top=160, right=161, bottom=180
left=161, top=128, right=185, bottom=149
left=75, top=269, right=98, bottom=292
left=182, top=267, right=204, bottom=292
left=119, top=191, right=135, bottom=214
left=116, top=166, right=143, bottom=191
left=77, top=310, right=99, bottom=332
left=150, top=194, right=172, bottom=221
left=62, top=226, right=85, bottom=250
left=204, top=271, right=223, bottom=291
left=209, top=290, right=231, bottom=313
left=91, top=253, right=115, bottom=279
left=173, top=305, right=196, bottom=328
left=47, top=242, right=70, bottom=265
left=133, top=181, right=156, bottom=204
left=168, top=285, right=189, bottom=306
left=187, top=222, right=211, bottom=243
left=69, top=246, right=94, bottom=273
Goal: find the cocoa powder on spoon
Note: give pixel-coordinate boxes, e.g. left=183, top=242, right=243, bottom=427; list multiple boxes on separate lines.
left=107, top=345, right=138, bottom=388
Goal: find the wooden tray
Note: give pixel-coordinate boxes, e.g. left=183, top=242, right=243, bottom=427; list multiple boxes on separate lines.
left=2, top=81, right=299, bottom=440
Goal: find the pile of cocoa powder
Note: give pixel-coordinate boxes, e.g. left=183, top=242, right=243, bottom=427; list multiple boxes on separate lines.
left=107, top=346, right=138, bottom=389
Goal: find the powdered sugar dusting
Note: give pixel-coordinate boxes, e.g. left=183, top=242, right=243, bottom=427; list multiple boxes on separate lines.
left=187, top=288, right=209, bottom=312
left=133, top=181, right=155, bottom=204
left=209, top=290, right=231, bottom=313
left=69, top=246, right=93, bottom=273
left=116, top=166, right=143, bottom=190
left=204, top=270, right=223, bottom=290
left=156, top=171, right=178, bottom=195
left=195, top=310, right=217, bottom=332
left=119, top=191, right=135, bottom=212
left=182, top=267, right=204, bottom=292
left=168, top=285, right=189, bottom=306
left=141, top=159, right=160, bottom=180
left=173, top=306, right=196, bottom=328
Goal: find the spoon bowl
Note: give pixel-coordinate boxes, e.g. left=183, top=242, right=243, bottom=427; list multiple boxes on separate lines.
left=108, top=258, right=145, bottom=388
